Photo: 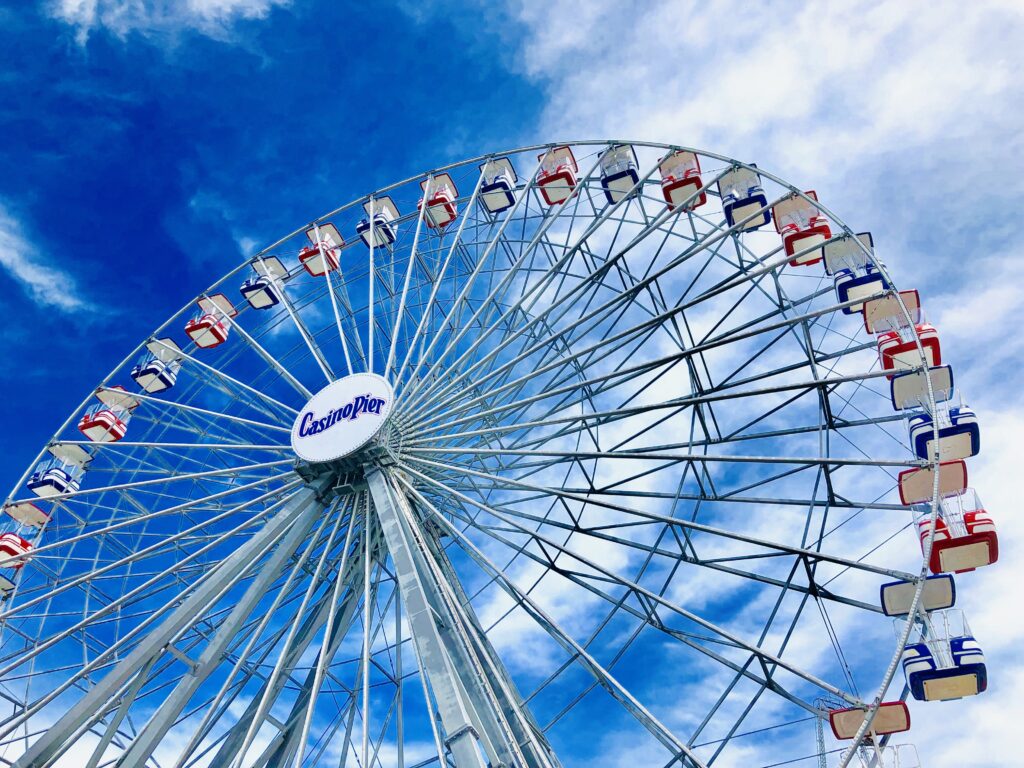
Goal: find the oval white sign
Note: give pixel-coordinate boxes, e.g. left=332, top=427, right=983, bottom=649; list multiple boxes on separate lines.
left=290, top=373, right=394, bottom=463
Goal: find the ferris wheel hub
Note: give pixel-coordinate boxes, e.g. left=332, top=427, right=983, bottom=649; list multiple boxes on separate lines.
left=290, top=372, right=395, bottom=465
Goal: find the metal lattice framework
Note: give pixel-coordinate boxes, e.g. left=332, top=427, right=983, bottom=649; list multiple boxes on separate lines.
left=0, top=141, right=956, bottom=768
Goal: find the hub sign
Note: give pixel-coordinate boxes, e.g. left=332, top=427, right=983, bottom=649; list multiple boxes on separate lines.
left=290, top=373, right=393, bottom=463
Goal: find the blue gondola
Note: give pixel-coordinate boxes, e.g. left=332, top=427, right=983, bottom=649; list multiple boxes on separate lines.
left=26, top=462, right=79, bottom=497
left=132, top=353, right=181, bottom=392
left=357, top=214, right=396, bottom=248
left=908, top=405, right=980, bottom=461
left=834, top=265, right=891, bottom=314
left=240, top=275, right=281, bottom=309
left=479, top=158, right=518, bottom=214
left=602, top=145, right=640, bottom=205
left=718, top=165, right=771, bottom=230
left=903, top=635, right=987, bottom=701
left=26, top=443, right=91, bottom=499
left=240, top=257, right=289, bottom=310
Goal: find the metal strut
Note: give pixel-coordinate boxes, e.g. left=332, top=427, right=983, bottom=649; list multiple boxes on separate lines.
left=366, top=466, right=559, bottom=768
left=13, top=482, right=330, bottom=768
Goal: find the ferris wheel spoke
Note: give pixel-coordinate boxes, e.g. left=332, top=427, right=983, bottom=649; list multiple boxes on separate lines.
left=400, top=478, right=709, bottom=768
left=5, top=475, right=301, bottom=616
left=405, top=466, right=897, bottom=638
left=256, top=255, right=336, bottom=385
left=407, top=445, right=912, bottom=475
left=432, top=211, right=541, bottom=382
left=314, top=241, right=355, bottom=378
left=391, top=168, right=488, bottom=388
left=0, top=483, right=314, bottom=760
left=404, top=336, right=893, bottom=445
left=58, top=440, right=291, bottom=453
left=384, top=178, right=433, bottom=382
left=0, top=480, right=303, bottom=679
left=109, top=387, right=292, bottom=435
left=404, top=458, right=907, bottom=598
left=403, top=270, right=873, bottom=436
left=153, top=338, right=299, bottom=419
left=5, top=459, right=293, bottom=509
left=401, top=370, right=908, bottom=454
left=396, top=152, right=613, bottom=408
left=392, top=160, right=549, bottom=397
left=213, top=306, right=314, bottom=400
left=423, top=259, right=822, bottom=449
left=401, top=156, right=700, bottom=416
left=399, top=169, right=773, bottom=420
left=400, top=472, right=863, bottom=717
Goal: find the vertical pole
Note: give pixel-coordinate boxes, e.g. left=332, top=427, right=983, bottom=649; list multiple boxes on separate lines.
left=396, top=592, right=404, bottom=768
left=368, top=199, right=376, bottom=373
left=365, top=467, right=488, bottom=768
left=362, top=494, right=372, bottom=768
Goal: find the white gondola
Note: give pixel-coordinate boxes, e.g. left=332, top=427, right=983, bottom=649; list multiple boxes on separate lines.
left=900, top=609, right=987, bottom=702
left=915, top=488, right=997, bottom=574
left=536, top=146, right=578, bottom=205
left=240, top=257, right=288, bottom=310
left=897, top=458, right=967, bottom=506
left=718, top=165, right=770, bottom=229
left=4, top=501, right=51, bottom=530
left=600, top=144, right=640, bottom=204
left=823, top=232, right=874, bottom=276
left=132, top=337, right=184, bottom=392
left=889, top=364, right=953, bottom=411
left=828, top=701, right=910, bottom=740
left=773, top=190, right=832, bottom=265
left=78, top=386, right=139, bottom=443
left=357, top=197, right=399, bottom=247
left=479, top=158, right=518, bottom=214
left=418, top=175, right=459, bottom=228
left=185, top=294, right=236, bottom=349
left=658, top=149, right=705, bottom=211
left=0, top=574, right=14, bottom=598
left=299, top=224, right=343, bottom=276
left=880, top=573, right=956, bottom=617
left=863, top=289, right=921, bottom=335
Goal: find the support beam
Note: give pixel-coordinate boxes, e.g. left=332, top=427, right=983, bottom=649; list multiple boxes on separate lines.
left=14, top=482, right=330, bottom=768
left=366, top=466, right=556, bottom=768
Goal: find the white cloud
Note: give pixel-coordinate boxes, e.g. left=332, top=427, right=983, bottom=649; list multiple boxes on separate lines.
left=0, top=203, right=95, bottom=312
left=47, top=0, right=290, bottom=44
left=492, top=1, right=1024, bottom=766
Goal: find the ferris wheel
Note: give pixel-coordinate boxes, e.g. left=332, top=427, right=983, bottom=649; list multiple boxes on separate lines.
left=0, top=140, right=997, bottom=768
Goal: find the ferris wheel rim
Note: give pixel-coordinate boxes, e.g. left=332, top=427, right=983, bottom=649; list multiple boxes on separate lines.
left=0, top=139, right=957, bottom=768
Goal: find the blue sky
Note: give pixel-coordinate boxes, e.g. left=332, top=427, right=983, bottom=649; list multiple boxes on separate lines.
left=1, top=1, right=1023, bottom=766
left=0, top=0, right=541, bottom=482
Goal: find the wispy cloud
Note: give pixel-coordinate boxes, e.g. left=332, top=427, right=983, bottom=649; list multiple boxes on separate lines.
left=0, top=203, right=95, bottom=313
left=47, top=0, right=290, bottom=45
